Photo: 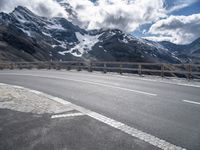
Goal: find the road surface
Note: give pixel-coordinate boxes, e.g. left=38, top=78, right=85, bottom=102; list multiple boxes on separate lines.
left=0, top=70, right=200, bottom=150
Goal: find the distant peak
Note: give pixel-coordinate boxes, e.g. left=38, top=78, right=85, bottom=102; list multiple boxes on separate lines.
left=13, top=6, right=35, bottom=16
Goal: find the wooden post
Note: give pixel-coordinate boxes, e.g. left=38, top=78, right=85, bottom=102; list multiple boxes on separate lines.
left=77, top=62, right=81, bottom=71
left=119, top=64, right=123, bottom=74
left=138, top=64, right=142, bottom=76
left=56, top=62, right=61, bottom=70
left=187, top=64, right=192, bottom=80
left=9, top=63, right=14, bottom=70
left=103, top=63, right=107, bottom=73
left=161, top=64, right=164, bottom=78
left=76, top=62, right=80, bottom=71
left=19, top=64, right=22, bottom=70
left=67, top=63, right=71, bottom=71
left=48, top=62, right=51, bottom=70
left=88, top=62, right=93, bottom=72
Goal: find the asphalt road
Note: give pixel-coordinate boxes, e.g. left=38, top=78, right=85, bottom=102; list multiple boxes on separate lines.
left=0, top=70, right=200, bottom=150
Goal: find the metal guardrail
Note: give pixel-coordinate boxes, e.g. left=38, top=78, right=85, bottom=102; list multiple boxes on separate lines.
left=0, top=61, right=200, bottom=80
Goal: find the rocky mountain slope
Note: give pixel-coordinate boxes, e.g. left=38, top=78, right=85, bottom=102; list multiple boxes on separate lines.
left=160, top=38, right=200, bottom=63
left=0, top=6, right=187, bottom=63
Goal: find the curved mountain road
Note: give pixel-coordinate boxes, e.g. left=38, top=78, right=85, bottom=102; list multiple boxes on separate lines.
left=0, top=70, right=200, bottom=150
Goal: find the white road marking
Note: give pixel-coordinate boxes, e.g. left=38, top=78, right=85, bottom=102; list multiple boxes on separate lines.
left=1, top=71, right=200, bottom=88
left=64, top=78, right=157, bottom=96
left=157, top=81, right=200, bottom=88
left=53, top=98, right=186, bottom=150
left=56, top=71, right=200, bottom=88
left=0, top=82, right=186, bottom=150
left=12, top=85, right=24, bottom=89
left=28, top=89, right=42, bottom=94
left=50, top=97, right=72, bottom=105
left=51, top=112, right=84, bottom=119
left=183, top=100, right=200, bottom=105
left=0, top=73, right=157, bottom=96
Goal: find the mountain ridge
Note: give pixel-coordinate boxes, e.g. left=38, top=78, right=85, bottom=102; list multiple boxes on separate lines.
left=160, top=37, right=200, bottom=63
left=0, top=6, right=199, bottom=63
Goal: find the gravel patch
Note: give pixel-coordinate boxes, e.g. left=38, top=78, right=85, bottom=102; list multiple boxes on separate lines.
left=0, top=85, right=73, bottom=114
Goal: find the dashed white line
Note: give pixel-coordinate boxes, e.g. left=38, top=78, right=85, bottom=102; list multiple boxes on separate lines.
left=64, top=78, right=157, bottom=96
left=58, top=71, right=200, bottom=88
left=183, top=100, right=200, bottom=105
left=51, top=112, right=84, bottom=119
left=1, top=83, right=186, bottom=150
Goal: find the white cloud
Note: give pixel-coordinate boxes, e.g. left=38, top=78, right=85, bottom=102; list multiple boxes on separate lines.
left=146, top=13, right=200, bottom=44
left=66, top=0, right=166, bottom=32
left=144, top=36, right=173, bottom=43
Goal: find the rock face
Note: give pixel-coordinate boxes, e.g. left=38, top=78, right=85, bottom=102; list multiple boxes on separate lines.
left=160, top=38, right=200, bottom=63
left=85, top=29, right=180, bottom=63
left=0, top=6, right=86, bottom=62
left=0, top=6, right=189, bottom=63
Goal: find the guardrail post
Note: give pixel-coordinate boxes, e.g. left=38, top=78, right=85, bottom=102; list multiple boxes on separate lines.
left=103, top=63, right=107, bottom=73
left=138, top=64, right=142, bottom=76
left=119, top=64, right=123, bottom=74
left=67, top=63, right=71, bottom=71
left=48, top=62, right=51, bottom=70
left=187, top=64, right=192, bottom=80
left=77, top=62, right=81, bottom=71
left=27, top=63, right=32, bottom=70
left=9, top=63, right=14, bottom=70
left=88, top=62, right=93, bottom=72
left=161, top=64, right=164, bottom=78
left=56, top=62, right=61, bottom=70
left=19, top=64, right=22, bottom=70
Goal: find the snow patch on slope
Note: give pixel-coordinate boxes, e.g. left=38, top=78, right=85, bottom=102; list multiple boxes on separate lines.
left=59, top=32, right=101, bottom=57
left=46, top=24, right=65, bottom=30
left=119, top=35, right=129, bottom=43
left=12, top=11, right=29, bottom=23
left=42, top=32, right=52, bottom=37
left=19, top=28, right=32, bottom=37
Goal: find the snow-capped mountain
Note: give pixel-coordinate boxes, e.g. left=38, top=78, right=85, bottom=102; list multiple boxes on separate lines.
left=0, top=6, right=182, bottom=63
left=0, top=6, right=86, bottom=61
left=160, top=38, right=200, bottom=63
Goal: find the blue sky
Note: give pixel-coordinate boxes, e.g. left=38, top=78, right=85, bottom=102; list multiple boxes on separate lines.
left=166, top=0, right=200, bottom=15
left=0, top=0, right=199, bottom=44
left=133, top=0, right=200, bottom=44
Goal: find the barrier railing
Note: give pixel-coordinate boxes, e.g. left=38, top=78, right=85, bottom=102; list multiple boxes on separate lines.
left=0, top=61, right=200, bottom=80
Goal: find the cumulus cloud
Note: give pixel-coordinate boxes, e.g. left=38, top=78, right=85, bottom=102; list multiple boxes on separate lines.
left=66, top=0, right=166, bottom=32
left=145, top=13, right=200, bottom=44
left=0, top=0, right=68, bottom=18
